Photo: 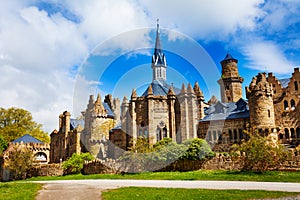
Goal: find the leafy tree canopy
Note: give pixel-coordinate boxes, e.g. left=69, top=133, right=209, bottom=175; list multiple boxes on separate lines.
left=0, top=107, right=49, bottom=143
left=0, top=135, right=8, bottom=154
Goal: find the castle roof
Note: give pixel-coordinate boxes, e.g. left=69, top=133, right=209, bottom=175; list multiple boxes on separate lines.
left=152, top=19, right=166, bottom=66
left=200, top=98, right=249, bottom=122
left=103, top=102, right=115, bottom=117
left=70, top=119, right=84, bottom=130
left=278, top=78, right=290, bottom=88
left=221, top=53, right=238, bottom=63
left=12, top=134, right=44, bottom=144
left=142, top=80, right=180, bottom=97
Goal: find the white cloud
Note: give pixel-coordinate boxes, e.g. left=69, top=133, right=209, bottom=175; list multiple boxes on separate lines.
left=139, top=0, right=264, bottom=40
left=0, top=0, right=299, bottom=133
left=242, top=41, right=294, bottom=74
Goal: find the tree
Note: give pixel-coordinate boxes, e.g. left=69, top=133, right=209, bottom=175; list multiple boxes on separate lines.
left=0, top=107, right=49, bottom=143
left=232, top=132, right=291, bottom=172
left=5, top=146, right=34, bottom=180
left=0, top=135, right=8, bottom=155
left=62, top=153, right=94, bottom=174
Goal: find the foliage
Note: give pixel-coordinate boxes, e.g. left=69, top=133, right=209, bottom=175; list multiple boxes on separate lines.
left=0, top=182, right=42, bottom=200
left=5, top=146, right=34, bottom=180
left=0, top=135, right=8, bottom=154
left=231, top=131, right=291, bottom=172
left=181, top=138, right=215, bottom=160
left=102, top=187, right=298, bottom=200
left=119, top=138, right=214, bottom=172
left=62, top=152, right=94, bottom=174
left=0, top=107, right=49, bottom=143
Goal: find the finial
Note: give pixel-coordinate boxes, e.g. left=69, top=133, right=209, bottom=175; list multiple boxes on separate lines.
left=157, top=19, right=159, bottom=27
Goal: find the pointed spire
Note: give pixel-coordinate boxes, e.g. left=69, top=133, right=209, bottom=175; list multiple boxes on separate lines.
left=147, top=84, right=153, bottom=95
left=180, top=83, right=186, bottom=94
left=152, top=19, right=166, bottom=67
left=194, top=81, right=204, bottom=98
left=95, top=93, right=101, bottom=104
left=168, top=86, right=175, bottom=96
left=131, top=89, right=137, bottom=99
left=187, top=83, right=195, bottom=94
left=122, top=96, right=128, bottom=102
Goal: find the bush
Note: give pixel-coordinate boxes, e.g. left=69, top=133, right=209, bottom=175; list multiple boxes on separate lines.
left=181, top=138, right=215, bottom=160
left=62, top=153, right=93, bottom=174
left=232, top=132, right=291, bottom=172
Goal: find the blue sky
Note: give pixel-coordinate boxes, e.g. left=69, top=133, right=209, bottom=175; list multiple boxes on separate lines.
left=1, top=0, right=300, bottom=132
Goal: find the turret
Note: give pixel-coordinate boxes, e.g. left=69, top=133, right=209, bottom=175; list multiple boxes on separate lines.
left=218, top=53, right=244, bottom=103
left=246, top=73, right=275, bottom=132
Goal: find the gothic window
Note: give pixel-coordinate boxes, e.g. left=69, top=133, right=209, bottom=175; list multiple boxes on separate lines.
left=285, top=128, right=290, bottom=139
left=268, top=109, right=271, bottom=118
left=291, top=99, right=296, bottom=109
left=239, top=129, right=243, bottom=140
left=284, top=100, right=289, bottom=110
left=163, top=127, right=167, bottom=138
left=159, top=68, right=162, bottom=77
left=208, top=131, right=212, bottom=141
left=279, top=134, right=283, bottom=140
left=156, top=128, right=161, bottom=142
left=217, top=131, right=222, bottom=142
left=233, top=130, right=238, bottom=141
left=229, top=130, right=233, bottom=141
left=227, top=96, right=231, bottom=101
left=297, top=128, right=300, bottom=139
left=294, top=81, right=298, bottom=91
left=213, top=131, right=217, bottom=142
left=144, top=130, right=148, bottom=137
left=273, top=84, right=276, bottom=94
left=291, top=128, right=296, bottom=139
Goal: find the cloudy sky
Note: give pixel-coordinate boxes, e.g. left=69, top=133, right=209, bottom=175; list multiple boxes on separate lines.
left=1, top=0, right=300, bottom=133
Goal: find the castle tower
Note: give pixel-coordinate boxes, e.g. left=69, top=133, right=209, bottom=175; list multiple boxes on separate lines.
left=152, top=19, right=167, bottom=83
left=246, top=73, right=276, bottom=133
left=218, top=53, right=244, bottom=102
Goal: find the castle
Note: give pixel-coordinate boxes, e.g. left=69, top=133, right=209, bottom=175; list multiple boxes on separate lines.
left=50, top=22, right=300, bottom=162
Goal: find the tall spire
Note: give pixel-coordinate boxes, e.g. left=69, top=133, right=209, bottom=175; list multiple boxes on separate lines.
left=152, top=19, right=167, bottom=83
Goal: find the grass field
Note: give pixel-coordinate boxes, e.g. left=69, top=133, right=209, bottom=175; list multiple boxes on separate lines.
left=102, top=187, right=299, bottom=200
left=27, top=170, right=300, bottom=183
left=0, top=182, right=41, bottom=200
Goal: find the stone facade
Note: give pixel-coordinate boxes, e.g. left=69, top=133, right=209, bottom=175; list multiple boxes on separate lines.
left=50, top=111, right=82, bottom=163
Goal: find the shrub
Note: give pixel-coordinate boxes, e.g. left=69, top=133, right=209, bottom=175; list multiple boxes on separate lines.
left=232, top=132, right=291, bottom=172
left=62, top=153, right=93, bottom=174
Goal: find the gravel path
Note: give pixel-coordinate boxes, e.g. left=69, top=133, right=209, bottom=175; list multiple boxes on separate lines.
left=34, top=180, right=300, bottom=200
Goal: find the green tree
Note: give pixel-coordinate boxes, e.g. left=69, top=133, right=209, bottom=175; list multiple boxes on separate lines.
left=0, top=135, right=8, bottom=154
left=233, top=132, right=291, bottom=172
left=5, top=146, right=34, bottom=180
left=0, top=107, right=49, bottom=143
left=62, top=153, right=94, bottom=174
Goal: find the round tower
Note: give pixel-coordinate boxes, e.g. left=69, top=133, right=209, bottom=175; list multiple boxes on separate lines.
left=246, top=73, right=276, bottom=133
left=218, top=53, right=244, bottom=103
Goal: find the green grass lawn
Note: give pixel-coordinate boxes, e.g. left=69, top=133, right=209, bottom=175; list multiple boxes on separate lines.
left=102, top=187, right=299, bottom=200
left=27, top=170, right=300, bottom=183
left=0, top=182, right=41, bottom=200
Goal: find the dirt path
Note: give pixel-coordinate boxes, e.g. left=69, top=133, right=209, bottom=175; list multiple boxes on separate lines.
left=34, top=180, right=300, bottom=200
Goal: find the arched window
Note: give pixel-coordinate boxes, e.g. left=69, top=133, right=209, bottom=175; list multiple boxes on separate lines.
left=285, top=128, right=290, bottom=139
left=163, top=127, right=167, bottom=138
left=294, top=81, right=298, bottom=91
left=156, top=128, right=161, bottom=142
left=291, top=128, right=295, bottom=138
left=207, top=131, right=212, bottom=141
left=284, top=100, right=289, bottom=110
left=291, top=99, right=296, bottom=109
left=234, top=130, right=238, bottom=141
left=297, top=128, right=300, bottom=139
left=217, top=131, right=222, bottom=142
left=239, top=129, right=243, bottom=140
left=229, top=130, right=233, bottom=140
left=279, top=134, right=283, bottom=140
left=213, top=131, right=216, bottom=142
left=268, top=110, right=271, bottom=118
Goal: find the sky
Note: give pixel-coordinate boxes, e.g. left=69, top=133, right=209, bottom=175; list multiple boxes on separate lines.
left=1, top=0, right=300, bottom=133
